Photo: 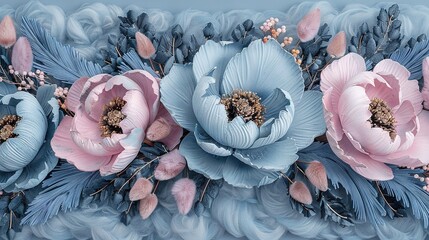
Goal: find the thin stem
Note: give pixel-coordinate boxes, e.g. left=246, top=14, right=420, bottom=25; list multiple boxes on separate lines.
left=126, top=201, right=134, bottom=214
left=375, top=181, right=398, bottom=213
left=152, top=180, right=160, bottom=194
left=326, top=202, right=348, bottom=219
left=118, top=157, right=159, bottom=193
left=281, top=173, right=294, bottom=184
left=199, top=179, right=211, bottom=202
left=90, top=178, right=116, bottom=196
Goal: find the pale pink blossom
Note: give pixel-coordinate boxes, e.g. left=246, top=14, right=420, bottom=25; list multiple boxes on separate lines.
left=297, top=8, right=320, bottom=42
left=305, top=161, right=328, bottom=192
left=289, top=181, right=312, bottom=205
left=0, top=15, right=16, bottom=48
left=171, top=178, right=196, bottom=215
left=321, top=53, right=429, bottom=180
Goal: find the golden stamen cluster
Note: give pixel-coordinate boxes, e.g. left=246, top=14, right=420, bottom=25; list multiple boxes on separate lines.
left=220, top=89, right=265, bottom=127
left=368, top=98, right=397, bottom=140
left=99, top=97, right=127, bottom=138
left=0, top=114, right=21, bottom=143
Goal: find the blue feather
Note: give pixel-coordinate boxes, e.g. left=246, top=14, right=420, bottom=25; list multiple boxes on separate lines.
left=20, top=17, right=103, bottom=83
left=21, top=162, right=100, bottom=225
left=119, top=49, right=159, bottom=77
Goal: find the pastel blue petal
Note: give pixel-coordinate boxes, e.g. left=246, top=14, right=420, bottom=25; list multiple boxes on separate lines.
left=234, top=137, right=298, bottom=171
left=180, top=133, right=227, bottom=180
left=36, top=85, right=56, bottom=116
left=221, top=39, right=304, bottom=102
left=0, top=92, right=47, bottom=172
left=222, top=156, right=280, bottom=188
left=194, top=124, right=232, bottom=157
left=0, top=169, right=22, bottom=191
left=160, top=64, right=198, bottom=131
left=251, top=88, right=295, bottom=148
left=4, top=142, right=58, bottom=192
left=192, top=76, right=259, bottom=149
left=283, top=90, right=326, bottom=150
left=0, top=105, right=16, bottom=116
left=193, top=40, right=242, bottom=83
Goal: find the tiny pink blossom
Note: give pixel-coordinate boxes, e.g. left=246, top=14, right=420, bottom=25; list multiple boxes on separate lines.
left=171, top=178, right=196, bottom=215
left=139, top=193, right=158, bottom=219
left=154, top=149, right=186, bottom=181
left=135, top=32, right=156, bottom=59
left=297, top=8, right=321, bottom=42
left=0, top=15, right=16, bottom=48
left=289, top=181, right=312, bottom=205
left=305, top=161, right=328, bottom=192
left=129, top=178, right=153, bottom=201
left=11, top=37, right=33, bottom=72
left=327, top=31, right=347, bottom=58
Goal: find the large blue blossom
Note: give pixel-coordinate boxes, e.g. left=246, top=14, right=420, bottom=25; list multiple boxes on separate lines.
left=0, top=84, right=59, bottom=192
left=161, top=39, right=325, bottom=188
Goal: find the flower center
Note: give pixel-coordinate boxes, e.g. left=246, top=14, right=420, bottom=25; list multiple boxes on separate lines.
left=220, top=89, right=265, bottom=127
left=99, top=97, right=127, bottom=138
left=368, top=98, right=396, bottom=140
left=0, top=114, right=21, bottom=143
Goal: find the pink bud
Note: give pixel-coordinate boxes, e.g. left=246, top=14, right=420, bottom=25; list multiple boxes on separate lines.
left=138, top=193, right=158, bottom=219
left=146, top=117, right=172, bottom=142
left=289, top=181, right=312, bottom=205
left=11, top=37, right=33, bottom=72
left=135, top=32, right=156, bottom=59
left=297, top=8, right=321, bottom=42
left=0, top=16, right=16, bottom=48
left=422, top=57, right=429, bottom=110
left=327, top=31, right=347, bottom=58
left=171, top=178, right=196, bottom=215
left=154, top=149, right=186, bottom=181
left=129, top=178, right=153, bottom=201
left=305, top=161, right=328, bottom=192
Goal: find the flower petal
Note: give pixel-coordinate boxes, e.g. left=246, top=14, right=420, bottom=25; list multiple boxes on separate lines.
left=123, top=70, right=160, bottom=123
left=51, top=116, right=112, bottom=172
left=422, top=57, right=429, bottom=109
left=120, top=89, right=150, bottom=134
left=222, top=156, right=280, bottom=188
left=221, top=39, right=304, bottom=102
left=161, top=64, right=198, bottom=131
left=250, top=88, right=295, bottom=148
left=179, top=133, right=227, bottom=180
left=193, top=76, right=259, bottom=149
left=234, top=137, right=298, bottom=171
left=100, top=128, right=145, bottom=175
left=0, top=169, right=22, bottom=191
left=80, top=74, right=112, bottom=105
left=66, top=77, right=88, bottom=113
left=283, top=90, right=325, bottom=150
left=194, top=124, right=232, bottom=157
left=193, top=40, right=242, bottom=83
left=320, top=53, right=366, bottom=115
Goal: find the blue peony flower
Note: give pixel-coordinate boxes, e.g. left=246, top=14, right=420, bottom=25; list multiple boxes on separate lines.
left=0, top=84, right=60, bottom=192
left=161, top=39, right=325, bottom=188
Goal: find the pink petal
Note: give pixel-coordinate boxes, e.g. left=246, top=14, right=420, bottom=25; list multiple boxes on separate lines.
left=149, top=105, right=183, bottom=150
left=423, top=57, right=429, bottom=109
left=171, top=178, right=196, bottom=215
left=289, top=181, right=312, bottom=205
left=129, top=178, right=153, bottom=201
left=322, top=87, right=343, bottom=142
left=66, top=77, right=88, bottom=113
left=305, top=161, right=328, bottom=192
left=139, top=194, right=158, bottom=219
left=123, top=70, right=160, bottom=123
left=51, top=116, right=111, bottom=172
left=80, top=74, right=112, bottom=113
left=100, top=128, right=145, bottom=175
left=363, top=74, right=400, bottom=109
left=327, top=31, right=346, bottom=58
left=320, top=53, right=366, bottom=115
left=11, top=37, right=33, bottom=72
left=154, top=149, right=186, bottom=181
left=297, top=8, right=321, bottom=42
left=146, top=117, right=171, bottom=142
left=121, top=90, right=150, bottom=134
left=0, top=15, right=16, bottom=48
left=135, top=32, right=156, bottom=59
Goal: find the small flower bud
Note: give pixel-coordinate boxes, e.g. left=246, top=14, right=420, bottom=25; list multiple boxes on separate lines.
left=135, top=32, right=156, bottom=59
left=0, top=15, right=16, bottom=48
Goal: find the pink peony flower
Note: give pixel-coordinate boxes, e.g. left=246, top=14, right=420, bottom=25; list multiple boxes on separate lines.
left=321, top=53, right=429, bottom=180
left=52, top=70, right=182, bottom=175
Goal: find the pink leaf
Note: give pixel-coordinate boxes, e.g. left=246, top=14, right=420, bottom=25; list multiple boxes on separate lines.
left=154, top=149, right=186, bottom=180
left=297, top=8, right=321, bottom=42
left=11, top=37, right=33, bottom=72
left=146, top=117, right=172, bottom=142
left=171, top=178, right=196, bottom=215
left=139, top=193, right=158, bottom=219
left=0, top=15, right=16, bottom=48
left=135, top=32, right=156, bottom=59
left=305, top=161, right=328, bottom=192
left=327, top=31, right=347, bottom=58
left=129, top=177, right=153, bottom=201
left=422, top=57, right=429, bottom=110
left=289, top=181, right=312, bottom=205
